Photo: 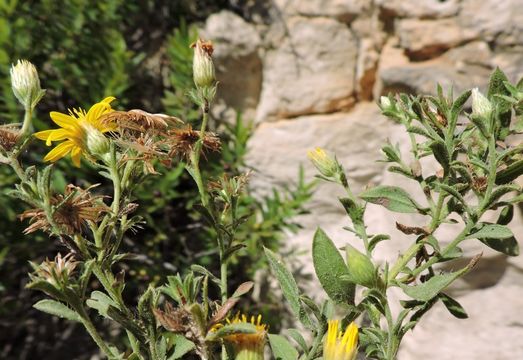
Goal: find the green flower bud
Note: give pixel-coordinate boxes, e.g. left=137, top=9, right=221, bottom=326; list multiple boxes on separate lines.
left=10, top=59, right=45, bottom=109
left=379, top=96, right=392, bottom=110
left=85, top=124, right=110, bottom=158
left=471, top=88, right=493, bottom=120
left=192, top=38, right=216, bottom=88
left=345, top=244, right=376, bottom=288
left=307, top=147, right=339, bottom=178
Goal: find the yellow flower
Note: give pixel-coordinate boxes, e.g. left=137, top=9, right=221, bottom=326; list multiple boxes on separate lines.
left=34, top=97, right=116, bottom=167
left=220, top=313, right=267, bottom=360
left=323, top=320, right=358, bottom=360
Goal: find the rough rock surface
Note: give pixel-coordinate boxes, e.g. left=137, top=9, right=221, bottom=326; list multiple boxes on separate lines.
left=255, top=16, right=358, bottom=122
left=203, top=1, right=523, bottom=358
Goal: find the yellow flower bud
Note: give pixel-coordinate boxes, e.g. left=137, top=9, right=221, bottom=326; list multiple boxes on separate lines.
left=307, top=147, right=339, bottom=178
left=192, top=38, right=216, bottom=88
left=10, top=59, right=45, bottom=109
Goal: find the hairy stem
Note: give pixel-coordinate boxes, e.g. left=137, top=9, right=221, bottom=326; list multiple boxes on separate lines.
left=78, top=309, right=115, bottom=358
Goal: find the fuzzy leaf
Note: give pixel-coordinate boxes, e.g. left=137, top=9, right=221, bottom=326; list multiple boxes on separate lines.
left=86, top=291, right=118, bottom=318
left=496, top=159, right=523, bottom=185
left=449, top=89, right=471, bottom=128
left=313, top=228, right=354, bottom=303
left=399, top=255, right=480, bottom=301
left=286, top=329, right=308, bottom=354
left=268, top=334, right=299, bottom=360
left=360, top=185, right=421, bottom=214
left=439, top=293, right=468, bottom=319
left=429, top=140, right=450, bottom=175
left=264, top=248, right=312, bottom=327
left=33, top=299, right=80, bottom=322
left=168, top=335, right=194, bottom=360
left=466, top=223, right=514, bottom=240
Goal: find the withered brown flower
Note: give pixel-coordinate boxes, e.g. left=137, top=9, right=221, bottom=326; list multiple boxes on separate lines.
left=0, top=124, right=20, bottom=152
left=19, top=184, right=109, bottom=235
left=102, top=109, right=182, bottom=134
left=168, top=126, right=220, bottom=161
left=30, top=252, right=78, bottom=286
left=153, top=302, right=193, bottom=333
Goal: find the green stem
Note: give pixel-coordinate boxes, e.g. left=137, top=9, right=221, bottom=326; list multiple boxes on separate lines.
left=220, top=258, right=228, bottom=302
left=20, top=104, right=33, bottom=140
left=304, top=325, right=326, bottom=360
left=384, top=302, right=397, bottom=360
left=189, top=105, right=210, bottom=207
left=79, top=310, right=115, bottom=358
left=8, top=156, right=27, bottom=182
left=149, top=336, right=160, bottom=360
left=388, top=242, right=423, bottom=283
left=403, top=221, right=475, bottom=281
left=109, top=150, right=121, bottom=215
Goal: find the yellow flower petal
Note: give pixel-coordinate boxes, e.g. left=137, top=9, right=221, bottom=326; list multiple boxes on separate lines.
left=50, top=111, right=79, bottom=129
left=43, top=141, right=75, bottom=162
left=101, top=96, right=116, bottom=104
left=34, top=130, right=55, bottom=142
left=87, top=100, right=113, bottom=126
left=70, top=146, right=82, bottom=167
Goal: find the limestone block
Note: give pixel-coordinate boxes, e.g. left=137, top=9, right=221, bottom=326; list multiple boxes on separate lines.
left=256, top=17, right=358, bottom=122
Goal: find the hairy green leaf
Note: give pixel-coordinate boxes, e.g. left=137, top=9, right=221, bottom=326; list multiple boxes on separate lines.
left=33, top=299, right=80, bottom=322
left=264, top=248, right=312, bottom=327
left=399, top=255, right=480, bottom=301
left=360, top=185, right=422, bottom=214
left=312, top=228, right=354, bottom=303
left=268, top=334, right=299, bottom=360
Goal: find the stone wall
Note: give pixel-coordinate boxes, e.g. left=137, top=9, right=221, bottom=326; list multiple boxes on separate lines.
left=202, top=1, right=523, bottom=358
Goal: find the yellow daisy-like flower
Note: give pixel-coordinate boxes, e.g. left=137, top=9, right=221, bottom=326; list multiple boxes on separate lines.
left=34, top=97, right=116, bottom=167
left=323, top=320, right=358, bottom=360
left=219, top=313, right=267, bottom=360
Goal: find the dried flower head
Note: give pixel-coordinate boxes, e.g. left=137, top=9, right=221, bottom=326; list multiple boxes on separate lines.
left=168, top=126, right=220, bottom=161
left=19, top=184, right=109, bottom=235
left=102, top=109, right=182, bottom=133
left=0, top=124, right=21, bottom=152
left=30, top=253, right=78, bottom=287
left=153, top=302, right=193, bottom=333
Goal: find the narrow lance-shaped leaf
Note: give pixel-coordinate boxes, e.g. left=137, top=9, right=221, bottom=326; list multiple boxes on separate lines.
left=312, top=228, right=355, bottom=304
left=264, top=248, right=312, bottom=327
left=399, top=254, right=481, bottom=301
